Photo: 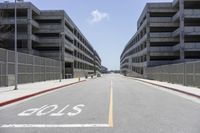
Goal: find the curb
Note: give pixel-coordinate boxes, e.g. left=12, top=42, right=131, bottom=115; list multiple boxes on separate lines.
left=132, top=78, right=200, bottom=99
left=0, top=80, right=86, bottom=107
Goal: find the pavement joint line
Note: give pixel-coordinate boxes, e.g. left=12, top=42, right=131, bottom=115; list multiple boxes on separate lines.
left=125, top=76, right=200, bottom=99
left=0, top=124, right=110, bottom=128
left=108, top=79, right=113, bottom=127
left=0, top=80, right=86, bottom=107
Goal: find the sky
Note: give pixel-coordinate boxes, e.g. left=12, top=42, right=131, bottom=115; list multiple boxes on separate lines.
left=3, top=0, right=172, bottom=70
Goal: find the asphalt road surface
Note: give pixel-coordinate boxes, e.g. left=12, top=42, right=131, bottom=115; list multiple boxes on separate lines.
left=0, top=74, right=200, bottom=133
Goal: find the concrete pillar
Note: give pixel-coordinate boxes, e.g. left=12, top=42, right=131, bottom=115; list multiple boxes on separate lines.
left=128, top=58, right=131, bottom=72
left=27, top=8, right=32, bottom=54
left=61, top=35, right=65, bottom=79
left=72, top=62, right=74, bottom=78
left=32, top=55, right=34, bottom=83
left=193, top=63, right=195, bottom=86
left=61, top=18, right=65, bottom=79
left=179, top=0, right=185, bottom=61
left=5, top=50, right=8, bottom=86
left=146, top=9, right=151, bottom=66
left=44, top=59, right=46, bottom=81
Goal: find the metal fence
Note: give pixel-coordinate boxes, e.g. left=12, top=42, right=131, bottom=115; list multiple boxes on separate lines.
left=146, top=61, right=200, bottom=88
left=0, top=48, right=60, bottom=87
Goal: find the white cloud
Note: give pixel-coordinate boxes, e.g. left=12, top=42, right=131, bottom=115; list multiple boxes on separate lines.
left=89, top=10, right=109, bottom=23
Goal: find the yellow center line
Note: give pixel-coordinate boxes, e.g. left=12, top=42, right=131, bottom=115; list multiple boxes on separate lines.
left=108, top=80, right=113, bottom=127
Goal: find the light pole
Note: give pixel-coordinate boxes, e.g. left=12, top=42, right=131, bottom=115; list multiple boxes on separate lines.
left=59, top=32, right=65, bottom=82
left=14, top=0, right=18, bottom=90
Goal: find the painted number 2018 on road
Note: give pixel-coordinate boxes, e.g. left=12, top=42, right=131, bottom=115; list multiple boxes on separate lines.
left=18, top=104, right=85, bottom=117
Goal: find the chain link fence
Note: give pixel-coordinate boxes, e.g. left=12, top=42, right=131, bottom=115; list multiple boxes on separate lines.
left=0, top=48, right=60, bottom=87
left=146, top=61, right=200, bottom=88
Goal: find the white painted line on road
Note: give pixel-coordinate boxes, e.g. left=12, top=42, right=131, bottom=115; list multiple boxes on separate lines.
left=108, top=80, right=113, bottom=127
left=0, top=124, right=109, bottom=128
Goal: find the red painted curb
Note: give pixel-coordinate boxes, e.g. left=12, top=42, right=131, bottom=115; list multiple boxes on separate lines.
left=134, top=78, right=200, bottom=99
left=0, top=80, right=86, bottom=107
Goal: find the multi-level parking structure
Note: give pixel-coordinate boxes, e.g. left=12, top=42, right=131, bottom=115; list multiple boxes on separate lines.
left=120, top=0, right=200, bottom=77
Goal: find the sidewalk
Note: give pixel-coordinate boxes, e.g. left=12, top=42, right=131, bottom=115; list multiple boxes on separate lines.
left=129, top=77, right=200, bottom=99
left=0, top=77, right=87, bottom=107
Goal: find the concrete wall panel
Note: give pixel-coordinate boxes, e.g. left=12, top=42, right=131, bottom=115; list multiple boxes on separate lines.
left=147, top=61, right=200, bottom=88
left=0, top=48, right=60, bottom=87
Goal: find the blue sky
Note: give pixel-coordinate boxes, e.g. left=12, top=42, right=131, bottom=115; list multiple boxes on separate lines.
left=7, top=0, right=172, bottom=70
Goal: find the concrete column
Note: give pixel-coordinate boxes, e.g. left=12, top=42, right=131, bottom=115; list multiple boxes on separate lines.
left=146, top=7, right=151, bottom=66
left=32, top=55, right=34, bottom=83
left=5, top=50, right=8, bottom=86
left=128, top=58, right=131, bottom=73
left=61, top=18, right=65, bottom=79
left=27, top=8, right=32, bottom=54
left=61, top=35, right=65, bottom=79
left=143, top=66, right=146, bottom=78
left=72, top=62, right=74, bottom=78
left=193, top=62, right=195, bottom=86
left=179, top=0, right=185, bottom=61
left=32, top=56, right=34, bottom=82
left=0, top=63, right=2, bottom=87
left=44, top=59, right=46, bottom=81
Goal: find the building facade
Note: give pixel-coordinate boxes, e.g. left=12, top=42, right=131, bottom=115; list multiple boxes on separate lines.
left=101, top=66, right=108, bottom=73
left=0, top=2, right=101, bottom=78
left=120, top=0, right=200, bottom=77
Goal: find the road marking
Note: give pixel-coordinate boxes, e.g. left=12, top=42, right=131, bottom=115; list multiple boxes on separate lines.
left=108, top=80, right=113, bottom=127
left=0, top=80, right=86, bottom=111
left=50, top=105, right=70, bottom=116
left=1, top=80, right=114, bottom=128
left=0, top=80, right=86, bottom=108
left=0, top=124, right=109, bottom=128
left=17, top=104, right=85, bottom=117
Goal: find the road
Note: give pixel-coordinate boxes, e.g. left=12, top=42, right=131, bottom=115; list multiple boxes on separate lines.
left=0, top=74, right=200, bottom=133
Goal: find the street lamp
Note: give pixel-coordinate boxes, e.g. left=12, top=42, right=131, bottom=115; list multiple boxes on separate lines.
left=14, top=0, right=18, bottom=90
left=13, top=0, right=24, bottom=90
left=59, top=32, right=65, bottom=82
